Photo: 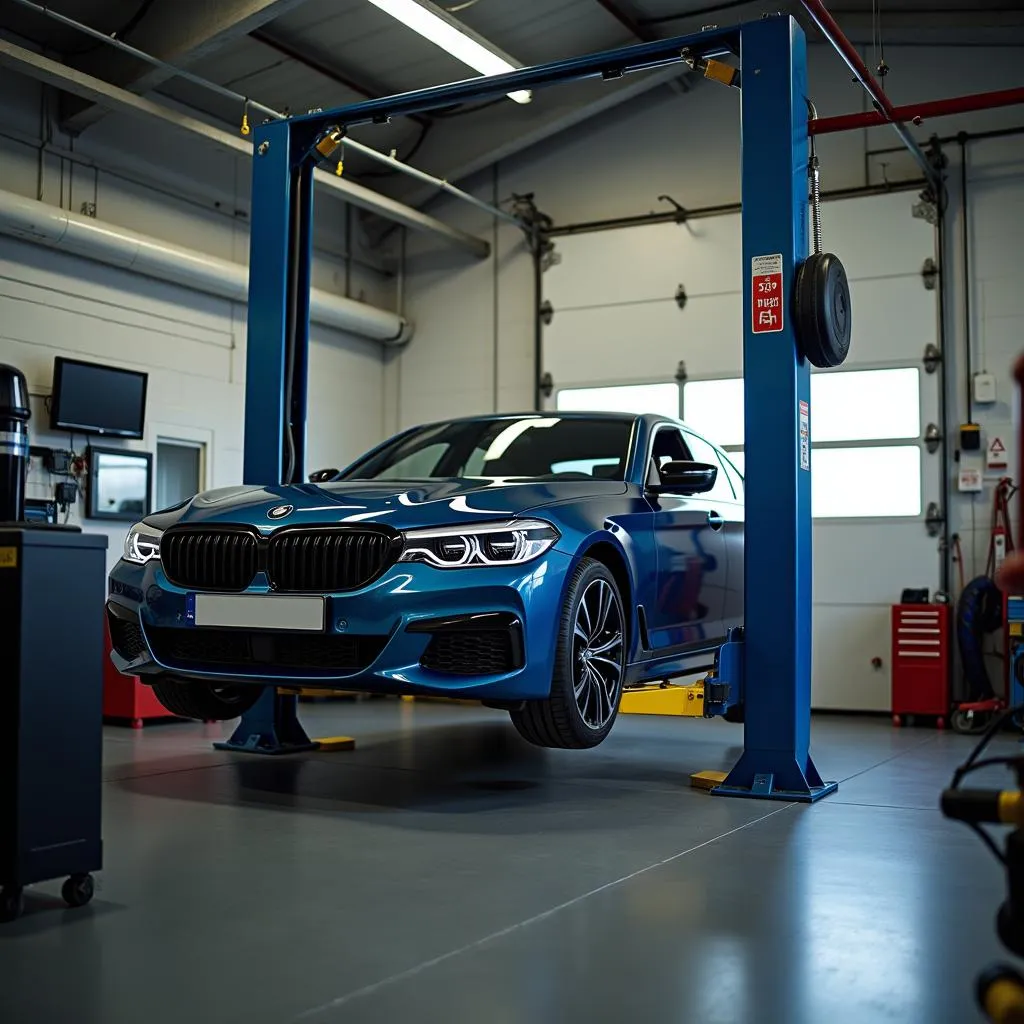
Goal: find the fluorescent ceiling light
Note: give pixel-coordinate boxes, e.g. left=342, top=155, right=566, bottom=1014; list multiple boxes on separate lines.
left=365, top=0, right=532, bottom=104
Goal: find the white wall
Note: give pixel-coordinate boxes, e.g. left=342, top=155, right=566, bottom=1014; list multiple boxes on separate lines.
left=946, top=138, right=1024, bottom=584
left=0, top=66, right=397, bottom=571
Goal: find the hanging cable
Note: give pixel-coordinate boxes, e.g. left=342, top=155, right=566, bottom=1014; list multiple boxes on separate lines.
left=987, top=478, right=1018, bottom=579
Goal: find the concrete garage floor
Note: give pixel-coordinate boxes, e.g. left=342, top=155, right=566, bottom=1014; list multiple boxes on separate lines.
left=0, top=701, right=1015, bottom=1023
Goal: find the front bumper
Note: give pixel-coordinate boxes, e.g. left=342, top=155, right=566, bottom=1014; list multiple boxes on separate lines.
left=106, top=549, right=573, bottom=701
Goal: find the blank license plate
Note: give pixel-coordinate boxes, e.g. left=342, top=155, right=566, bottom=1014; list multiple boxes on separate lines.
left=194, top=594, right=325, bottom=631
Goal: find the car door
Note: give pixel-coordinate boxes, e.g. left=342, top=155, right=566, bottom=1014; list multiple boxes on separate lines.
left=683, top=430, right=745, bottom=633
left=644, top=424, right=728, bottom=651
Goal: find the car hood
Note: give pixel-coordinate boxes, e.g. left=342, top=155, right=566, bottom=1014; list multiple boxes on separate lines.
left=148, top=478, right=628, bottom=532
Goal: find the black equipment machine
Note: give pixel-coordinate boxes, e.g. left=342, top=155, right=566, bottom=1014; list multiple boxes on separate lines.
left=0, top=363, right=30, bottom=522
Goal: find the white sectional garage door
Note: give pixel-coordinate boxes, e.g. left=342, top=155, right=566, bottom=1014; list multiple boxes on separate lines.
left=542, top=191, right=941, bottom=711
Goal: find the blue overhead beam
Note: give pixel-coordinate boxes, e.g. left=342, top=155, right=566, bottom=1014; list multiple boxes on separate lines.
left=282, top=28, right=740, bottom=134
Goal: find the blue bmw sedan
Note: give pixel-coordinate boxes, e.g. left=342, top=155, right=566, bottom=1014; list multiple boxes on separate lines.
left=106, top=412, right=744, bottom=748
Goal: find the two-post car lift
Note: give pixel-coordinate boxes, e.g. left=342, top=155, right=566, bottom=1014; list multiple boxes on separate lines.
left=228, top=13, right=844, bottom=801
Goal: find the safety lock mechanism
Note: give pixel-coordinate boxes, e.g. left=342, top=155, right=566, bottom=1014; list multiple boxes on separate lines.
left=539, top=300, right=554, bottom=326
left=925, top=502, right=944, bottom=538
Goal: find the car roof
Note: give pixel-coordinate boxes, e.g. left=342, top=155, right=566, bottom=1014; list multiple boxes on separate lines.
left=409, top=411, right=680, bottom=431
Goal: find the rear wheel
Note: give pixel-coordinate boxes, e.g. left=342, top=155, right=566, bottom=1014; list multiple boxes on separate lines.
left=152, top=677, right=263, bottom=721
left=510, top=558, right=625, bottom=749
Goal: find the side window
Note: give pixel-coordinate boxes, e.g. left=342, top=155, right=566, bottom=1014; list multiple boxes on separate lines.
left=647, top=426, right=691, bottom=487
left=682, top=431, right=738, bottom=502
left=719, top=452, right=744, bottom=501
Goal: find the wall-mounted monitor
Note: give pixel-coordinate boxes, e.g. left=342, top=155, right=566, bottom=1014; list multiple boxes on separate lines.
left=86, top=446, right=152, bottom=522
left=50, top=357, right=148, bottom=440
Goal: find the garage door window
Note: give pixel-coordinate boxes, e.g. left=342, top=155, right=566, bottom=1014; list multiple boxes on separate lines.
left=683, top=369, right=922, bottom=518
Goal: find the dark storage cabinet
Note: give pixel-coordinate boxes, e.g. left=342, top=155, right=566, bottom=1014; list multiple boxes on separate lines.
left=0, top=527, right=108, bottom=920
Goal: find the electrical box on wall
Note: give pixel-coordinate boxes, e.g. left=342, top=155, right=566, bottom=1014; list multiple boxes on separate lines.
left=958, top=463, right=984, bottom=492
left=974, top=373, right=997, bottom=405
left=960, top=423, right=982, bottom=451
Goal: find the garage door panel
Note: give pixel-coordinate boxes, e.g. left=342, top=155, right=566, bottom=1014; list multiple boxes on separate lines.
left=826, top=275, right=937, bottom=366
left=823, top=192, right=935, bottom=280
left=813, top=522, right=939, bottom=604
left=812, top=605, right=892, bottom=710
left=546, top=218, right=741, bottom=310
left=543, top=295, right=743, bottom=388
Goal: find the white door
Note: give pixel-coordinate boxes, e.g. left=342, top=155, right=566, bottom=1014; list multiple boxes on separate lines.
left=542, top=191, right=940, bottom=710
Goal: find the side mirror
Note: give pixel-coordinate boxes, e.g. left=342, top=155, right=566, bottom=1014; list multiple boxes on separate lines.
left=649, top=460, right=717, bottom=495
left=308, top=468, right=338, bottom=483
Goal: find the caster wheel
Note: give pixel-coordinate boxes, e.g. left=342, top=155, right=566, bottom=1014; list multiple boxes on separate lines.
left=937, top=717, right=946, bottom=731
left=952, top=709, right=990, bottom=735
left=61, top=874, right=94, bottom=909
left=892, top=715, right=903, bottom=728
left=0, top=886, right=24, bottom=923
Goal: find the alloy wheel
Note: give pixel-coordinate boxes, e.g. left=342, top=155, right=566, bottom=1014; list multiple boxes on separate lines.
left=572, top=578, right=624, bottom=730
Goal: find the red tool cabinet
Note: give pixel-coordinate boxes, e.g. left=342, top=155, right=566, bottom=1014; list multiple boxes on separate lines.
left=891, top=603, right=952, bottom=728
left=102, top=619, right=177, bottom=729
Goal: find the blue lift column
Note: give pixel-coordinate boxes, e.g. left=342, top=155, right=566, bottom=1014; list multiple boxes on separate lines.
left=215, top=117, right=318, bottom=755
left=713, top=16, right=837, bottom=802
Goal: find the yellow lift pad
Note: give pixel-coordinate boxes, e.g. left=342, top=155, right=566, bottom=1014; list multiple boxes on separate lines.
left=620, top=679, right=707, bottom=717
left=314, top=736, right=356, bottom=752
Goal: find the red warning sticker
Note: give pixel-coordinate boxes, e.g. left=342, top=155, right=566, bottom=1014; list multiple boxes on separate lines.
left=752, top=253, right=784, bottom=334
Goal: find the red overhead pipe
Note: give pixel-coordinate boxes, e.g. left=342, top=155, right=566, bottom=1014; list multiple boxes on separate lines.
left=798, top=0, right=939, bottom=185
left=811, top=87, right=1024, bottom=136
left=800, top=0, right=897, bottom=118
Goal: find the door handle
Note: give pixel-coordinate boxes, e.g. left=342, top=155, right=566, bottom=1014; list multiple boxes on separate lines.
left=706, top=512, right=725, bottom=531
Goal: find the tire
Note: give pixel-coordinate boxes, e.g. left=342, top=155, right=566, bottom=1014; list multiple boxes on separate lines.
left=152, top=677, right=263, bottom=721
left=510, top=558, right=626, bottom=749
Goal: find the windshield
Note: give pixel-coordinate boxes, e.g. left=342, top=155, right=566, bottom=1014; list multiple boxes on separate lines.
left=342, top=416, right=634, bottom=482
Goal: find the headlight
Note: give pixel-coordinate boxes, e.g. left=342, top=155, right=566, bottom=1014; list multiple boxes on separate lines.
left=399, top=519, right=559, bottom=569
left=123, top=522, right=163, bottom=564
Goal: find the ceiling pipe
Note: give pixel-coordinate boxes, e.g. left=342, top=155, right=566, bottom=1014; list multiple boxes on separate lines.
left=0, top=189, right=413, bottom=344
left=798, top=0, right=939, bottom=186
left=0, top=37, right=490, bottom=258
left=5, top=0, right=511, bottom=239
left=810, top=86, right=1024, bottom=135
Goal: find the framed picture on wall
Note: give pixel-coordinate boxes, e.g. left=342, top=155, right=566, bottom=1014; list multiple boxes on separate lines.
left=86, top=446, right=153, bottom=522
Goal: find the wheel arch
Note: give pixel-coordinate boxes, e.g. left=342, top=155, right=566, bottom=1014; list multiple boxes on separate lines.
left=578, top=537, right=635, bottom=655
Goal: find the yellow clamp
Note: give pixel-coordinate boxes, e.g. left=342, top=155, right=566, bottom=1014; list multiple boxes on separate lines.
left=240, top=112, right=250, bottom=137
left=703, top=59, right=739, bottom=88
left=999, top=790, right=1024, bottom=825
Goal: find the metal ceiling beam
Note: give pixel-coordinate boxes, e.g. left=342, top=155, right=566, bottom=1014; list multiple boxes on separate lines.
left=593, top=0, right=657, bottom=41
left=57, top=0, right=315, bottom=133
left=390, top=63, right=694, bottom=210
left=0, top=38, right=490, bottom=258
left=248, top=27, right=432, bottom=127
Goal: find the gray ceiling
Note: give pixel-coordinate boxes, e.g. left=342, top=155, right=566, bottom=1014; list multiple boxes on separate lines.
left=3, top=0, right=1023, bottom=208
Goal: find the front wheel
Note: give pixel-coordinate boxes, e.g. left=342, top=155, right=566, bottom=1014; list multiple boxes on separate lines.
left=511, top=558, right=625, bottom=749
left=152, top=677, right=263, bottom=721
